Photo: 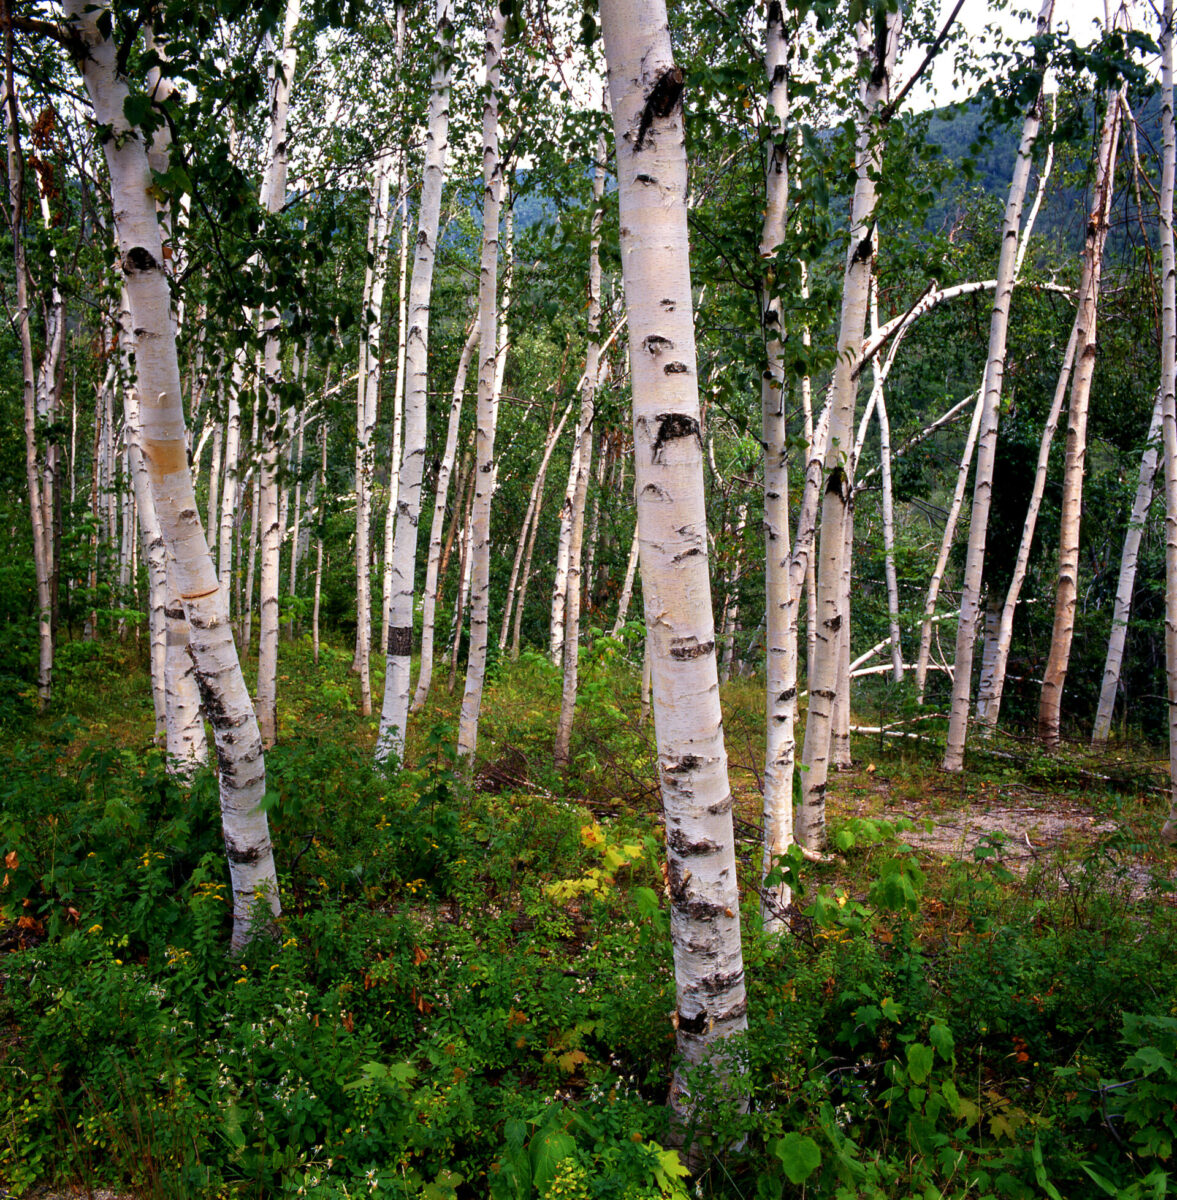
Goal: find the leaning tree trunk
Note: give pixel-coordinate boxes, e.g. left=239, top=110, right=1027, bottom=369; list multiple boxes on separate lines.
left=600, top=0, right=747, bottom=1132
left=1037, top=84, right=1122, bottom=748
left=1092, top=391, right=1163, bottom=746
left=942, top=0, right=1054, bottom=771
left=798, top=8, right=900, bottom=850
left=456, top=4, right=506, bottom=761
left=976, top=323, right=1077, bottom=729
left=256, top=0, right=301, bottom=748
left=1158, top=0, right=1177, bottom=843
left=377, top=0, right=456, bottom=763
left=67, top=0, right=279, bottom=951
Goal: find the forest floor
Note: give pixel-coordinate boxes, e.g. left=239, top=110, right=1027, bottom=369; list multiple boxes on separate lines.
left=3, top=635, right=1177, bottom=1200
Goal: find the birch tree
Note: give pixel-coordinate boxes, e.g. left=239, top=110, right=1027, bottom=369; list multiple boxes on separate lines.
left=378, top=0, right=456, bottom=764
left=942, top=0, right=1054, bottom=771
left=65, top=0, right=279, bottom=950
left=600, top=0, right=746, bottom=1127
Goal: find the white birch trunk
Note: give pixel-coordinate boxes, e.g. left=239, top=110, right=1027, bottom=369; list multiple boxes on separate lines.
left=377, top=0, right=456, bottom=763
left=1158, top=0, right=1177, bottom=842
left=611, top=521, right=641, bottom=637
left=554, top=127, right=606, bottom=767
left=942, top=0, right=1054, bottom=771
left=256, top=0, right=301, bottom=747
left=1092, top=392, right=1163, bottom=745
left=456, top=7, right=506, bottom=760
left=67, top=0, right=278, bottom=949
left=412, top=319, right=479, bottom=714
left=914, top=387, right=983, bottom=703
left=313, top=421, right=326, bottom=666
left=1037, top=85, right=1122, bottom=747
left=798, top=10, right=899, bottom=850
left=976, top=324, right=1078, bottom=728
left=601, top=0, right=746, bottom=1126
left=549, top=425, right=582, bottom=664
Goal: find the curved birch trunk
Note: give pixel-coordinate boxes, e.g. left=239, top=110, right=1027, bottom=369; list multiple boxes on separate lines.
left=67, top=0, right=279, bottom=950
left=1091, top=391, right=1162, bottom=745
left=256, top=0, right=301, bottom=747
left=377, top=0, right=455, bottom=763
left=1158, top=0, right=1177, bottom=843
left=456, top=5, right=506, bottom=761
left=313, top=421, right=326, bottom=666
left=798, top=9, right=899, bottom=850
left=942, top=0, right=1054, bottom=771
left=1037, top=85, right=1122, bottom=748
left=601, top=0, right=747, bottom=1128
left=412, top=319, right=479, bottom=714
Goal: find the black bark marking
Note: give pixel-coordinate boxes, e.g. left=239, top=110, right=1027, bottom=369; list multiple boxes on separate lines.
left=671, top=547, right=702, bottom=564
left=663, top=361, right=689, bottom=374
left=387, top=625, right=413, bottom=656
left=635, top=67, right=685, bottom=151
left=123, top=245, right=158, bottom=273
left=677, top=1010, right=708, bottom=1035
left=825, top=613, right=842, bottom=633
left=767, top=0, right=783, bottom=29
left=779, top=687, right=796, bottom=702
left=660, top=297, right=676, bottom=310
left=643, top=334, right=674, bottom=355
left=667, top=828, right=720, bottom=857
left=669, top=636, right=714, bottom=660
left=635, top=173, right=657, bottom=185
left=224, top=837, right=267, bottom=865
left=698, top=969, right=744, bottom=995
left=652, top=413, right=702, bottom=462
left=825, top=463, right=849, bottom=500
left=707, top=792, right=734, bottom=816
left=641, top=482, right=669, bottom=501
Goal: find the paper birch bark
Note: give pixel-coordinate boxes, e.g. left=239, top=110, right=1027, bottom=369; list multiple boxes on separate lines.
left=942, top=0, right=1054, bottom=771
left=975, top=323, right=1077, bottom=728
left=455, top=5, right=506, bottom=760
left=549, top=422, right=582, bottom=663
left=1158, top=0, right=1177, bottom=842
left=355, top=151, right=393, bottom=715
left=759, top=0, right=796, bottom=925
left=798, top=7, right=900, bottom=851
left=256, top=0, right=301, bottom=747
left=1037, top=84, right=1122, bottom=748
left=313, top=420, right=326, bottom=665
left=66, top=0, right=279, bottom=950
left=554, top=129, right=607, bottom=767
left=611, top=522, right=641, bottom=637
left=600, top=0, right=747, bottom=1124
left=412, top=318, right=479, bottom=714
left=1092, top=392, right=1163, bottom=744
left=377, top=0, right=456, bottom=763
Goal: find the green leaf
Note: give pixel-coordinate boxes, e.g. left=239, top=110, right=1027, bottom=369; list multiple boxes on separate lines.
left=774, top=1132, right=822, bottom=1184
left=1032, top=1133, right=1063, bottom=1200
left=530, top=1128, right=576, bottom=1192
left=907, top=1042, right=934, bottom=1085
left=929, top=1022, right=955, bottom=1061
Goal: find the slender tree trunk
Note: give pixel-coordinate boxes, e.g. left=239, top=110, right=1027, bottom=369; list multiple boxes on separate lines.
left=456, top=6, right=506, bottom=760
left=313, top=420, right=326, bottom=666
left=1037, top=86, right=1122, bottom=748
left=378, top=0, right=456, bottom=763
left=915, top=388, right=983, bottom=702
left=412, top=319, right=478, bottom=713
left=977, top=324, right=1077, bottom=728
left=256, top=0, right=301, bottom=747
left=831, top=498, right=855, bottom=769
left=1158, top=0, right=1177, bottom=842
left=447, top=478, right=475, bottom=693
left=601, top=0, right=746, bottom=1129
left=3, top=62, right=54, bottom=705
left=876, top=369, right=904, bottom=681
left=942, top=0, right=1054, bottom=771
left=612, top=521, right=641, bottom=637
left=549, top=423, right=582, bottom=664
left=1092, top=391, right=1163, bottom=745
left=218, top=358, right=243, bottom=595
left=554, top=127, right=606, bottom=767
left=67, top=0, right=279, bottom=949
left=798, top=9, right=900, bottom=849
left=499, top=402, right=572, bottom=649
